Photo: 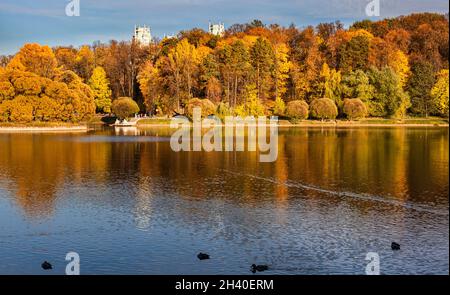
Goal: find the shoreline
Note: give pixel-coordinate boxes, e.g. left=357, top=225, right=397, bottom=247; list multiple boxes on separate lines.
left=0, top=125, right=89, bottom=133
left=136, top=120, right=449, bottom=128
left=0, top=120, right=447, bottom=133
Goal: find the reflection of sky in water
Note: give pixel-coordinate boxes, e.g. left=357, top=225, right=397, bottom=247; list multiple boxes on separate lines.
left=0, top=127, right=448, bottom=274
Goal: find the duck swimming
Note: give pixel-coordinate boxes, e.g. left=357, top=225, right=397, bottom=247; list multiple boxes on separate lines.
left=391, top=242, right=401, bottom=250
left=251, top=264, right=269, bottom=273
left=41, top=261, right=53, bottom=270
left=197, top=253, right=210, bottom=260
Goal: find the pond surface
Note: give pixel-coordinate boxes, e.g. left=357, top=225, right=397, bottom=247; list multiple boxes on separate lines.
left=0, top=127, right=448, bottom=274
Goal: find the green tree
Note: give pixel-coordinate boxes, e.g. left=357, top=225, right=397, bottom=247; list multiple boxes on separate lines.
left=341, top=70, right=374, bottom=103
left=89, top=66, right=112, bottom=113
left=229, top=41, right=252, bottom=106
left=250, top=38, right=275, bottom=100
left=317, top=63, right=342, bottom=106
left=367, top=67, right=410, bottom=118
left=407, top=61, right=436, bottom=116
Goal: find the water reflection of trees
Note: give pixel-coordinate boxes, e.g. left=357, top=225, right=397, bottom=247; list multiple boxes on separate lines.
left=0, top=133, right=111, bottom=217
left=0, top=127, right=447, bottom=221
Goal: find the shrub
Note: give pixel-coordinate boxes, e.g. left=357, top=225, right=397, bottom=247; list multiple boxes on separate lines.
left=286, top=100, right=309, bottom=120
left=342, top=98, right=368, bottom=120
left=216, top=102, right=231, bottom=120
left=273, top=97, right=286, bottom=116
left=111, top=97, right=140, bottom=120
left=186, top=98, right=216, bottom=118
left=310, top=98, right=338, bottom=120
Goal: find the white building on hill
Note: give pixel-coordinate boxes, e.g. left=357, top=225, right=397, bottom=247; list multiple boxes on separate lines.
left=134, top=25, right=152, bottom=46
left=208, top=22, right=225, bottom=36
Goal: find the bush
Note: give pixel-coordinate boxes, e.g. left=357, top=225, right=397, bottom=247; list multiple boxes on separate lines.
left=111, top=97, right=140, bottom=120
left=342, top=98, right=368, bottom=120
left=186, top=98, right=216, bottom=118
left=286, top=100, right=309, bottom=120
left=273, top=97, right=286, bottom=116
left=310, top=98, right=338, bottom=120
left=216, top=102, right=231, bottom=120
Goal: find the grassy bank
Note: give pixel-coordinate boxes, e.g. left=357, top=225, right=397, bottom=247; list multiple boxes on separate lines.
left=136, top=118, right=173, bottom=126
left=0, top=121, right=88, bottom=127
left=135, top=117, right=449, bottom=127
left=0, top=121, right=88, bottom=132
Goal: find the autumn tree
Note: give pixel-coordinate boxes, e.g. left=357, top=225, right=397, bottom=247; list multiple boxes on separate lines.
left=338, top=34, right=371, bottom=73
left=111, top=97, right=140, bottom=119
left=343, top=98, right=368, bottom=120
left=235, top=84, right=265, bottom=117
left=273, top=97, right=286, bottom=116
left=138, top=60, right=162, bottom=114
left=75, top=45, right=95, bottom=81
left=288, top=26, right=323, bottom=102
left=8, top=43, right=57, bottom=78
left=54, top=47, right=78, bottom=71
left=286, top=100, right=309, bottom=120
left=385, top=29, right=411, bottom=53
left=273, top=43, right=291, bottom=100
left=185, top=98, right=216, bottom=118
left=164, top=38, right=203, bottom=111
left=310, top=98, right=338, bottom=120
left=89, top=66, right=112, bottom=113
left=0, top=44, right=95, bottom=122
left=431, top=69, right=449, bottom=117
left=317, top=63, right=342, bottom=106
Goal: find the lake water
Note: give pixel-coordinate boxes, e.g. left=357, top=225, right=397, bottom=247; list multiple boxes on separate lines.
left=0, top=127, right=448, bottom=274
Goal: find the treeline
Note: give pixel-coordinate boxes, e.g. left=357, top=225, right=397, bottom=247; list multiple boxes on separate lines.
left=0, top=13, right=448, bottom=123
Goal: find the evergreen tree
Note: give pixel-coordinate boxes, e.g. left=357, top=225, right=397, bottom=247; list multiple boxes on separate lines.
left=407, top=61, right=436, bottom=116
left=250, top=38, right=275, bottom=100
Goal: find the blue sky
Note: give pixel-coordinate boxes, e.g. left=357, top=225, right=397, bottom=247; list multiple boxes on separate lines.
left=0, top=0, right=448, bottom=54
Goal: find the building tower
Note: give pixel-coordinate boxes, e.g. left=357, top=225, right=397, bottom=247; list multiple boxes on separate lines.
left=208, top=22, right=225, bottom=36
left=134, top=25, right=152, bottom=46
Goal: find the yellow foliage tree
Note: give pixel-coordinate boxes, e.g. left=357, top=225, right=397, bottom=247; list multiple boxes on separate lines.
left=388, top=50, right=410, bottom=88
left=235, top=84, right=266, bottom=117
left=88, top=66, right=112, bottom=113
left=138, top=60, right=161, bottom=113
left=7, top=43, right=57, bottom=78
left=273, top=43, right=291, bottom=100
left=431, top=69, right=449, bottom=117
left=319, top=63, right=342, bottom=106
